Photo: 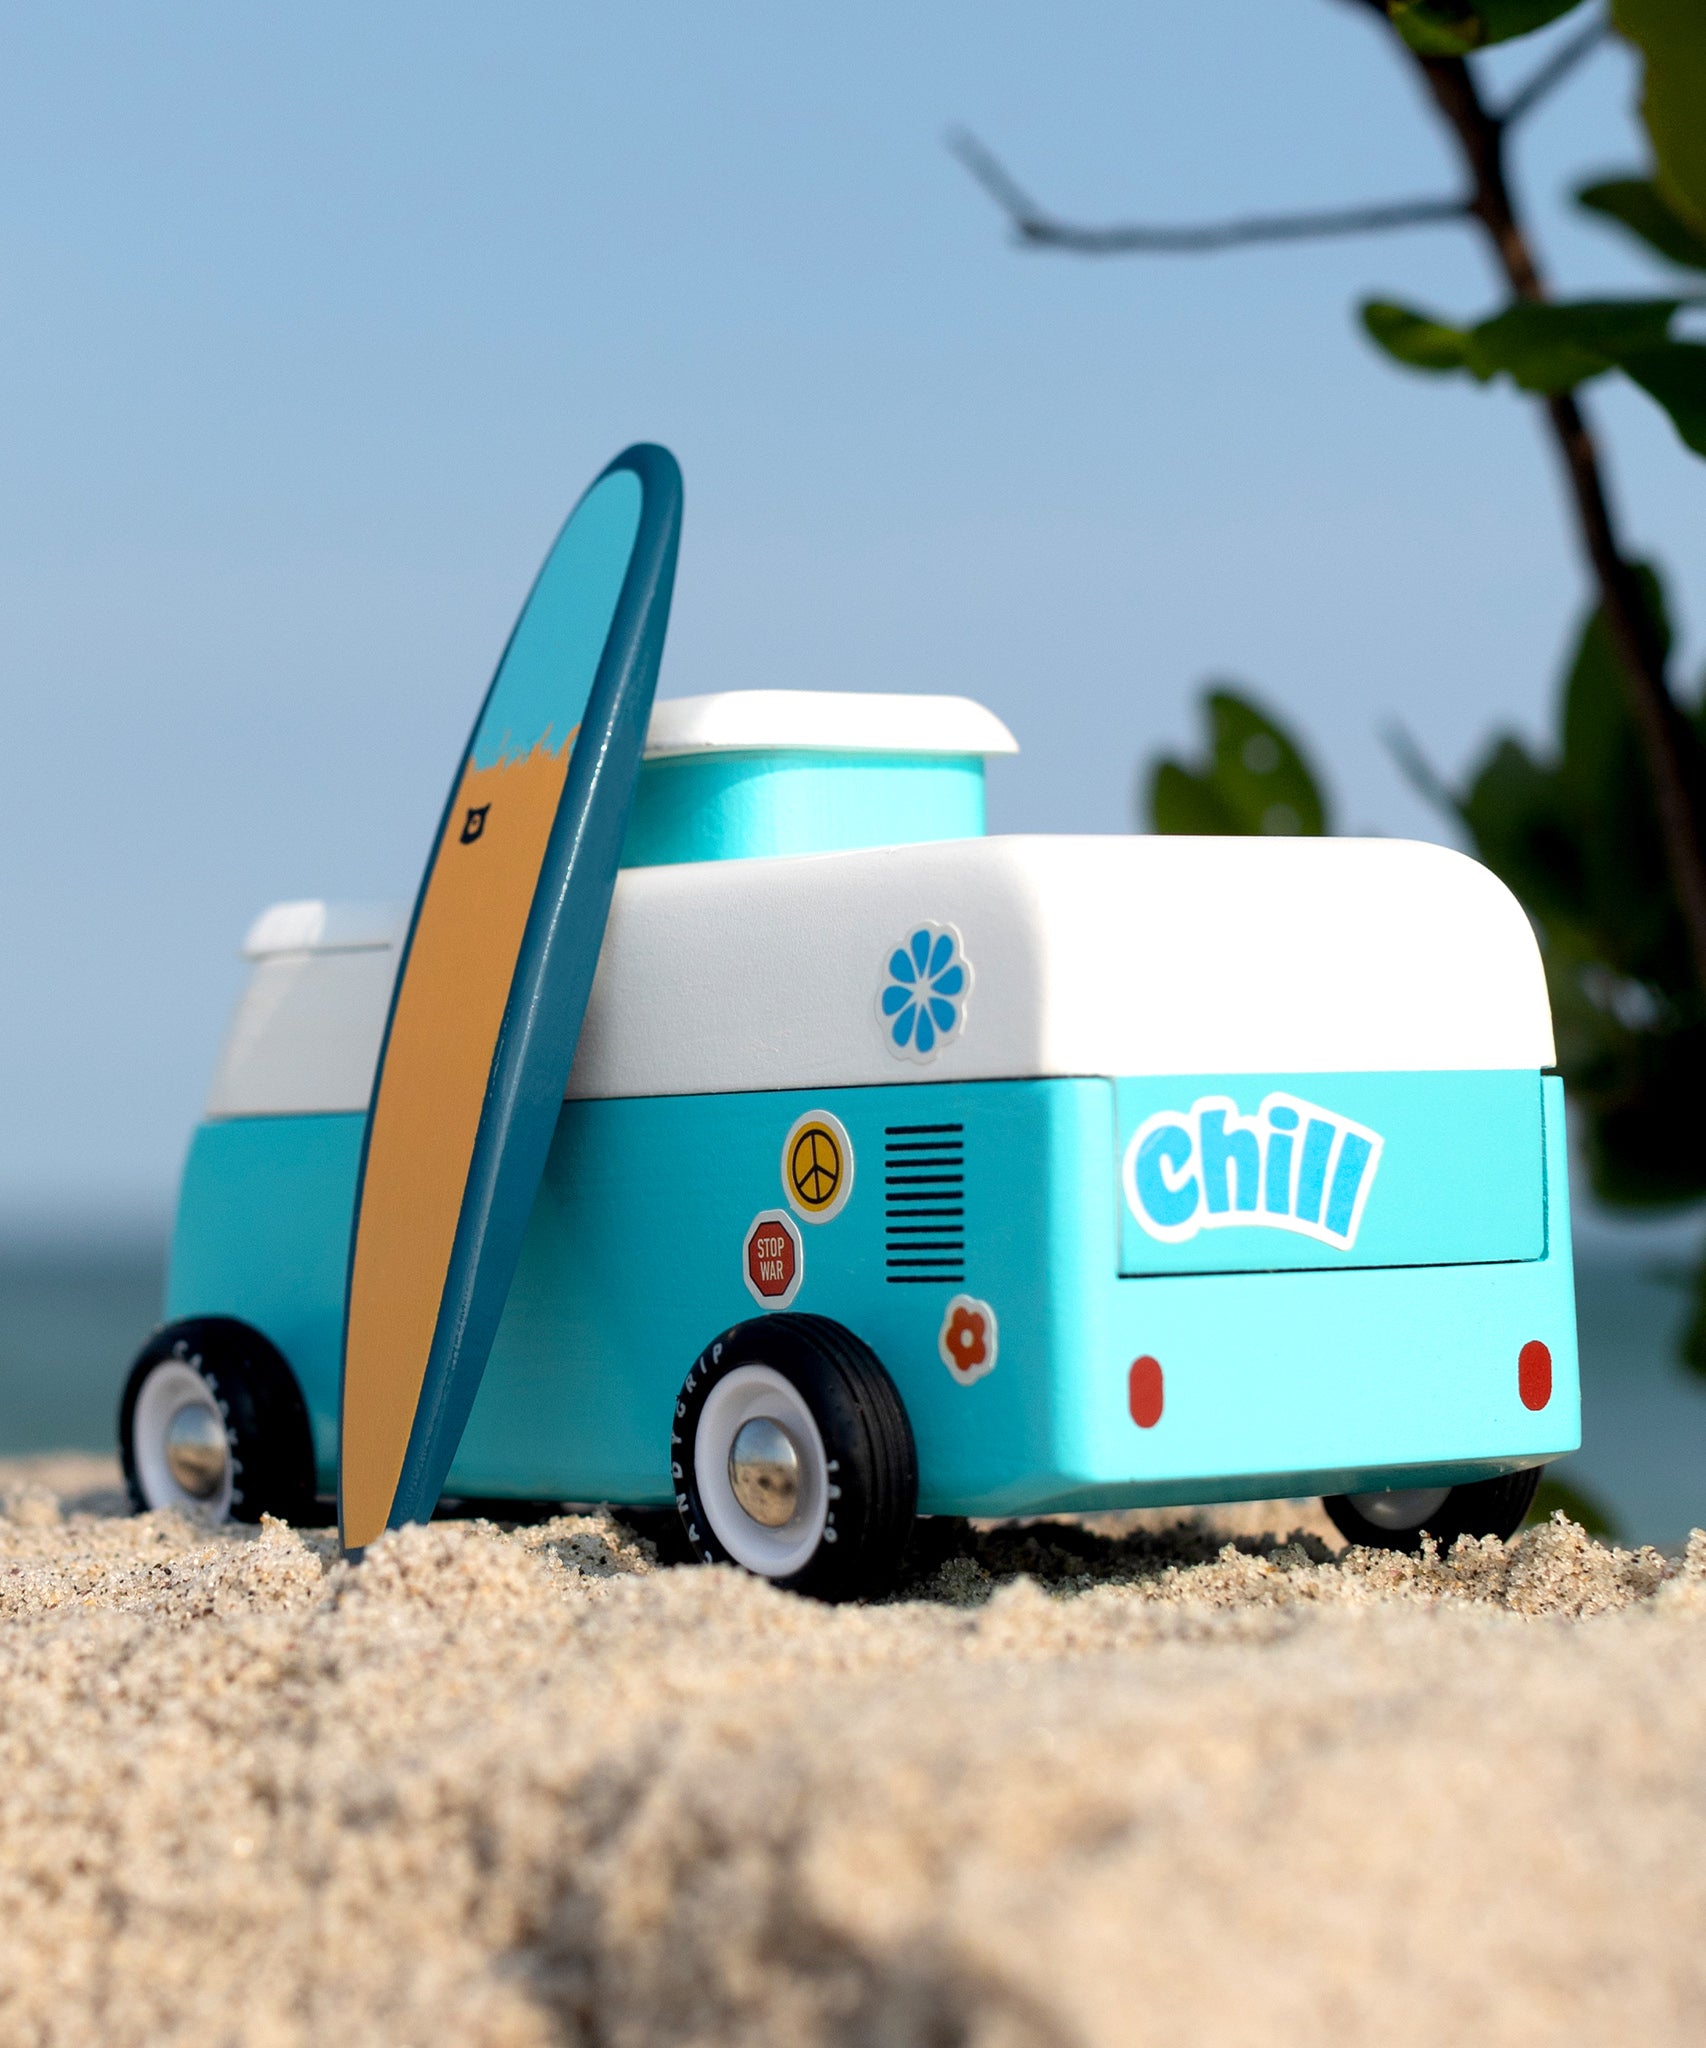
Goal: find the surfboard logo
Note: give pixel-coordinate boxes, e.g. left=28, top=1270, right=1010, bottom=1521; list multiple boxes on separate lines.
left=1122, top=1093, right=1383, bottom=1251
left=460, top=804, right=490, bottom=844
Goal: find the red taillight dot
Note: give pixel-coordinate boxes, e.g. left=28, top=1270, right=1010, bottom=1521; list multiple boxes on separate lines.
left=1519, top=1340, right=1552, bottom=1412
left=1129, top=1355, right=1164, bottom=1429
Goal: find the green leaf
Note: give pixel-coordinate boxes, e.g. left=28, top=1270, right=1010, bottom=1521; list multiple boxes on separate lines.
left=1467, top=297, right=1682, bottom=389
left=1388, top=1, right=1488, bottom=54
left=1360, top=299, right=1474, bottom=372
left=1206, top=692, right=1329, bottom=835
left=1478, top=0, right=1593, bottom=40
left=1577, top=176, right=1706, bottom=272
left=1560, top=567, right=1673, bottom=790
left=1557, top=567, right=1678, bottom=957
left=1451, top=564, right=1706, bottom=1212
left=1613, top=0, right=1706, bottom=239
left=1619, top=342, right=1706, bottom=455
left=1457, top=735, right=1588, bottom=931
left=1389, top=0, right=1585, bottom=53
left=1361, top=293, right=1706, bottom=455
left=1146, top=688, right=1329, bottom=837
left=1364, top=295, right=1686, bottom=392
left=1149, top=760, right=1241, bottom=835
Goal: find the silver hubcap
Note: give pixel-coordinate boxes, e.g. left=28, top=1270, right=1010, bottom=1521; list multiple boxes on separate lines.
left=694, top=1365, right=830, bottom=1577
left=728, top=1416, right=801, bottom=1527
left=131, top=1358, right=235, bottom=1519
left=1348, top=1485, right=1452, bottom=1532
left=165, top=1401, right=230, bottom=1499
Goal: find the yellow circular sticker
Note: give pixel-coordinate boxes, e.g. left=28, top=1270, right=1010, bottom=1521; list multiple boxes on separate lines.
left=782, top=1110, right=854, bottom=1223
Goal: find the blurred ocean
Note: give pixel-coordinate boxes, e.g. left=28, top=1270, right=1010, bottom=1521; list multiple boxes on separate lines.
left=0, top=1230, right=168, bottom=1460
left=1, top=1229, right=1701, bottom=1547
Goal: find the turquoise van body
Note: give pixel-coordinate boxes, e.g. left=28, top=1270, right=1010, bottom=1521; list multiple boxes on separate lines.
left=167, top=1070, right=1575, bottom=1516
left=164, top=725, right=1580, bottom=1520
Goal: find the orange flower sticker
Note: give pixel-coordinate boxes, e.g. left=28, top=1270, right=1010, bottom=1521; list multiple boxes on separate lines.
left=946, top=1307, right=986, bottom=1367
left=938, top=1294, right=998, bottom=1386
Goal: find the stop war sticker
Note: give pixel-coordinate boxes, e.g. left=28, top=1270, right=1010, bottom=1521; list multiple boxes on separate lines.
left=743, top=1209, right=803, bottom=1309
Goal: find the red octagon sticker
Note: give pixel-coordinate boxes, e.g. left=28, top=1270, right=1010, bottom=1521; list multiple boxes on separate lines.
left=743, top=1210, right=803, bottom=1308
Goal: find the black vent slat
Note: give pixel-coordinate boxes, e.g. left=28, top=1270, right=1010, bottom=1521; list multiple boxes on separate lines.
left=884, top=1122, right=965, bottom=1285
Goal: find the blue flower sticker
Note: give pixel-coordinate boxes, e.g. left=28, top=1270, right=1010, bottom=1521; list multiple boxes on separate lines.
left=878, top=922, right=972, bottom=1062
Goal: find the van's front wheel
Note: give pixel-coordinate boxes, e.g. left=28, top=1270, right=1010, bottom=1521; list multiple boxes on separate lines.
left=120, top=1318, right=316, bottom=1524
left=1322, top=1467, right=1543, bottom=1554
left=672, top=1314, right=916, bottom=1601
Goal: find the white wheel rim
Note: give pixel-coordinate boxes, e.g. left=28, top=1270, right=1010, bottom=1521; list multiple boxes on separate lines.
left=694, top=1364, right=829, bottom=1577
left=131, top=1359, right=235, bottom=1519
left=1347, top=1485, right=1451, bottom=1532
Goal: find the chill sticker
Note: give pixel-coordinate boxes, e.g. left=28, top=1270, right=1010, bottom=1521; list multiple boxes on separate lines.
left=743, top=1210, right=803, bottom=1308
left=1123, top=1093, right=1382, bottom=1252
left=939, top=1295, right=997, bottom=1386
left=783, top=1110, right=853, bottom=1223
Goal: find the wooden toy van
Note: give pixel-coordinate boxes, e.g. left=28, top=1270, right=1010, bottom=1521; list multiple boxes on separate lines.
left=121, top=691, right=1579, bottom=1595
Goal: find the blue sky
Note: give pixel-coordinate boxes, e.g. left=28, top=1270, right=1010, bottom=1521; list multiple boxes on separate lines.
left=1, top=1, right=1701, bottom=1220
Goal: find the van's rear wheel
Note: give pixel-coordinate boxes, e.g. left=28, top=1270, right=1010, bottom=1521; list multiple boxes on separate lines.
left=119, top=1318, right=316, bottom=1524
left=1322, top=1467, right=1543, bottom=1554
left=673, top=1314, right=916, bottom=1601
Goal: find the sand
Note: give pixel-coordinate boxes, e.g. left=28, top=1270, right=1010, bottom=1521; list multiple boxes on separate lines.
left=1, top=1456, right=1703, bottom=2046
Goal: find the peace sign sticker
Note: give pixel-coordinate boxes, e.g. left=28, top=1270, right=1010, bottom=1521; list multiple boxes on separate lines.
left=782, top=1110, right=854, bottom=1223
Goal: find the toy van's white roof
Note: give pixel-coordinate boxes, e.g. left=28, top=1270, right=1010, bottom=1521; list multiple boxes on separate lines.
left=241, top=899, right=405, bottom=959
left=641, top=691, right=1018, bottom=759
left=209, top=835, right=1553, bottom=1119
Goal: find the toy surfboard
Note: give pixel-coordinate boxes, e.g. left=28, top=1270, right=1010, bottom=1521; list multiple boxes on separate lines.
left=338, top=444, right=682, bottom=1552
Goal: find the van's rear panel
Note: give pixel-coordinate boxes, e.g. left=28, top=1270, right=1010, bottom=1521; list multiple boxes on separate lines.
left=1042, top=1073, right=1577, bottom=1516
left=1072, top=1243, right=1578, bottom=1511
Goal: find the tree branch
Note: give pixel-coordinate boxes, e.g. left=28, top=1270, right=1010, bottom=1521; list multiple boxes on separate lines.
left=1400, top=42, right=1706, bottom=1005
left=948, top=129, right=1467, bottom=255
left=951, top=8, right=1706, bottom=1006
left=1498, top=15, right=1609, bottom=127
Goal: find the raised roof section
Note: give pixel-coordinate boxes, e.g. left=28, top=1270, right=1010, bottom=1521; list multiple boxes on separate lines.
left=241, top=900, right=403, bottom=959
left=625, top=691, right=1017, bottom=867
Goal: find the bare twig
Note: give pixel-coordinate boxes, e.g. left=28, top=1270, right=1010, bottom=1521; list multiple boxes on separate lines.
left=948, top=129, right=1466, bottom=255
left=1498, top=14, right=1609, bottom=127
left=1385, top=720, right=1463, bottom=818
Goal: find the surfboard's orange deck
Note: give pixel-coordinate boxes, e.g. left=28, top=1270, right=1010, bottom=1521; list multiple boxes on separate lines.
left=341, top=738, right=572, bottom=1547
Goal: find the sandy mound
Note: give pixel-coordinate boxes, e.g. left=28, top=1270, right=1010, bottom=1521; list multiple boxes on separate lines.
left=1, top=1456, right=1703, bottom=2046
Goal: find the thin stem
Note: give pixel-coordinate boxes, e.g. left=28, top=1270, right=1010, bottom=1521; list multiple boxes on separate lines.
left=949, top=129, right=1466, bottom=255
left=1499, top=15, right=1609, bottom=127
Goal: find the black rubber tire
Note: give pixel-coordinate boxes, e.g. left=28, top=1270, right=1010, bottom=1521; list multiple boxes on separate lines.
left=119, top=1317, right=317, bottom=1524
left=1322, top=1466, right=1544, bottom=1554
left=672, top=1313, right=917, bottom=1602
